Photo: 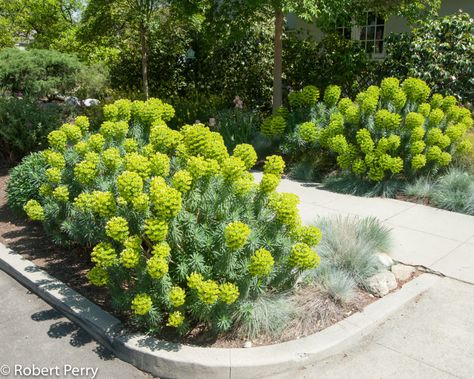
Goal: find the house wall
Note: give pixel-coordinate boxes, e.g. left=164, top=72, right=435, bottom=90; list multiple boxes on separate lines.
left=287, top=0, right=474, bottom=41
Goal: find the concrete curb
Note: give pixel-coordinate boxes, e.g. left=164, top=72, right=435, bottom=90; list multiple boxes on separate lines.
left=0, top=244, right=440, bottom=379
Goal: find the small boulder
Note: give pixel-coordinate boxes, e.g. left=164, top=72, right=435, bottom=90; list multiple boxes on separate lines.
left=367, top=271, right=397, bottom=297
left=376, top=253, right=394, bottom=268
left=391, top=264, right=415, bottom=281
left=83, top=98, right=100, bottom=107
left=243, top=341, right=252, bottom=348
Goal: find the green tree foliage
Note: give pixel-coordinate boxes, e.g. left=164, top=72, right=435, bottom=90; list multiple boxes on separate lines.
left=382, top=11, right=474, bottom=103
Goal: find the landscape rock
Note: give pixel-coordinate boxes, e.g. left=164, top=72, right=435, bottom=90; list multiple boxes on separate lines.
left=83, top=98, right=100, bottom=107
left=391, top=264, right=415, bottom=281
left=376, top=253, right=394, bottom=268
left=243, top=341, right=252, bottom=348
left=367, top=271, right=397, bottom=297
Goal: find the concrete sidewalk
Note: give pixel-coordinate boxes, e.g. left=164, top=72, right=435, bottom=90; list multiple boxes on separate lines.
left=0, top=269, right=151, bottom=379
left=254, top=172, right=474, bottom=284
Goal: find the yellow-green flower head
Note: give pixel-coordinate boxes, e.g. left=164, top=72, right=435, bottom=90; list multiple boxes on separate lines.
left=378, top=153, right=392, bottom=170
left=352, top=158, right=367, bottom=175
left=268, top=192, right=300, bottom=228
left=87, top=133, right=105, bottom=152
left=131, top=193, right=149, bottom=212
left=120, top=248, right=140, bottom=268
left=410, top=140, right=426, bottom=155
left=24, top=199, right=44, bottom=221
left=187, top=272, right=204, bottom=289
left=387, top=135, right=401, bottom=150
left=428, top=109, right=445, bottom=128
left=102, top=147, right=122, bottom=170
left=219, top=282, right=240, bottom=304
left=124, top=235, right=142, bottom=250
left=366, top=85, right=380, bottom=99
left=445, top=105, right=462, bottom=123
left=233, top=144, right=257, bottom=170
left=100, top=120, right=129, bottom=140
left=361, top=94, right=379, bottom=115
left=186, top=156, right=208, bottom=180
left=150, top=152, right=170, bottom=177
left=233, top=172, right=255, bottom=196
left=411, top=154, right=427, bottom=170
left=329, top=134, right=349, bottom=154
left=337, top=98, right=353, bottom=115
left=260, top=115, right=286, bottom=137
left=393, top=90, right=408, bottom=110
left=181, top=123, right=212, bottom=156
left=73, top=192, right=94, bottom=212
left=418, top=103, right=431, bottom=117
left=150, top=125, right=182, bottom=153
left=248, top=248, right=274, bottom=277
left=389, top=156, right=403, bottom=174
left=39, top=183, right=52, bottom=196
left=197, top=279, right=220, bottom=305
left=405, top=112, right=425, bottom=130
left=116, top=171, right=143, bottom=202
left=402, top=78, right=430, bottom=103
left=441, top=95, right=457, bottom=111
left=263, top=155, right=285, bottom=177
left=91, top=242, right=117, bottom=267
left=426, top=128, right=450, bottom=149
left=411, top=126, right=425, bottom=141
left=92, top=191, right=116, bottom=217
left=123, top=138, right=138, bottom=153
left=74, top=115, right=90, bottom=134
left=301, top=85, right=320, bottom=105
left=169, top=286, right=186, bottom=307
left=74, top=159, right=97, bottom=185
left=149, top=177, right=182, bottom=219
left=324, top=85, right=342, bottom=107
left=375, top=109, right=401, bottom=130
left=144, top=218, right=169, bottom=242
left=220, top=155, right=244, bottom=182
left=141, top=143, right=155, bottom=157
left=105, top=217, right=129, bottom=242
left=84, top=151, right=100, bottom=165
left=103, top=104, right=119, bottom=121
left=288, top=91, right=304, bottom=109
left=46, top=167, right=62, bottom=184
left=172, top=170, right=193, bottom=193
left=430, top=93, right=444, bottom=109
left=207, top=132, right=229, bottom=163
left=368, top=166, right=385, bottom=182
left=52, top=185, right=69, bottom=202
left=438, top=151, right=452, bottom=166
left=345, top=105, right=360, bottom=124
left=147, top=255, right=169, bottom=279
left=87, top=266, right=108, bottom=286
left=124, top=153, right=151, bottom=179
left=60, top=123, right=82, bottom=143
left=275, top=106, right=289, bottom=119
left=260, top=173, right=280, bottom=194
left=336, top=143, right=358, bottom=169
left=298, top=225, right=322, bottom=247
left=380, top=77, right=400, bottom=100
left=289, top=243, right=320, bottom=270
left=166, top=311, right=185, bottom=327
left=131, top=293, right=153, bottom=315
left=298, top=122, right=318, bottom=143
left=356, top=128, right=374, bottom=153
left=364, top=152, right=377, bottom=167
left=117, top=195, right=127, bottom=206
left=43, top=150, right=66, bottom=170
left=152, top=242, right=171, bottom=258
left=48, top=130, right=68, bottom=151
left=113, top=99, right=133, bottom=121
left=224, top=221, right=251, bottom=250
left=355, top=91, right=367, bottom=104
left=456, top=139, right=473, bottom=155
left=74, top=141, right=89, bottom=156
left=426, top=146, right=442, bottom=161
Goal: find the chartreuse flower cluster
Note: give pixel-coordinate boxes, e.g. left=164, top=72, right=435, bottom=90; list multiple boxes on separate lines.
left=19, top=97, right=322, bottom=336
left=285, top=77, right=473, bottom=183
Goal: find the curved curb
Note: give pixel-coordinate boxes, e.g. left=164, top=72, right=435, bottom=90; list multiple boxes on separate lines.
left=0, top=244, right=440, bottom=379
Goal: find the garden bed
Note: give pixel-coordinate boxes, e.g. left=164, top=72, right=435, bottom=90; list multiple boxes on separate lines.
left=0, top=167, right=419, bottom=348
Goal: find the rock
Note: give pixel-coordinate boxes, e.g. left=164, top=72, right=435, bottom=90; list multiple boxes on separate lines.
left=367, top=271, right=397, bottom=297
left=376, top=253, right=394, bottom=268
left=391, top=264, right=415, bottom=281
left=83, top=98, right=100, bottom=107
left=65, top=96, right=80, bottom=106
left=243, top=341, right=252, bottom=348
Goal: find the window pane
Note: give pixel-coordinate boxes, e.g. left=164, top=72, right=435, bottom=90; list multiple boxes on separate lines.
left=366, top=41, right=375, bottom=53
left=367, top=12, right=376, bottom=26
left=360, top=27, right=367, bottom=40
left=376, top=41, right=384, bottom=54
left=344, top=28, right=351, bottom=39
left=376, top=26, right=384, bottom=40
left=367, top=26, right=375, bottom=40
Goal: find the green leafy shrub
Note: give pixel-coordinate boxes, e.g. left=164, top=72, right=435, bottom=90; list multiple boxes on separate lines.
left=14, top=98, right=322, bottom=336
left=216, top=108, right=260, bottom=153
left=382, top=12, right=474, bottom=103
left=281, top=78, right=473, bottom=188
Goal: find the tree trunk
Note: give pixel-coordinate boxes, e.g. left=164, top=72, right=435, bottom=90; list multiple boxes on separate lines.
left=272, top=8, right=284, bottom=113
left=140, top=24, right=149, bottom=100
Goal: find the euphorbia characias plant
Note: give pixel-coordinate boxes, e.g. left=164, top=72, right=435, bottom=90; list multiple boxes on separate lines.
left=21, top=98, right=322, bottom=335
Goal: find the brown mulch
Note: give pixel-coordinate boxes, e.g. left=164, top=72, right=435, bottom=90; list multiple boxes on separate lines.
left=0, top=167, right=406, bottom=348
